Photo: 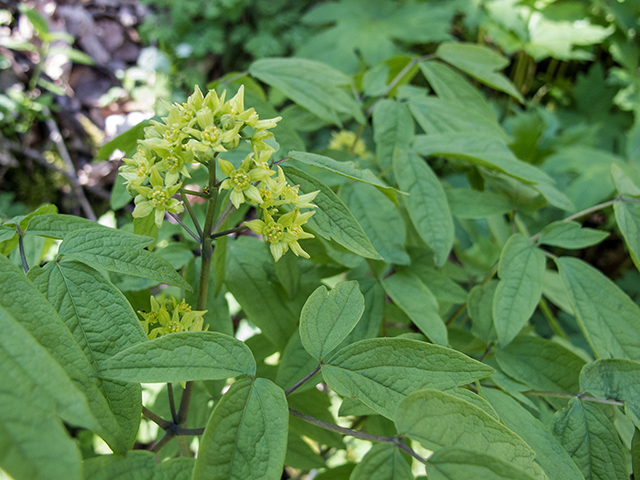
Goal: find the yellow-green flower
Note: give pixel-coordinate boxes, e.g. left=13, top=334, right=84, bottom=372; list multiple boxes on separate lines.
left=219, top=154, right=274, bottom=209
left=120, top=146, right=155, bottom=188
left=245, top=209, right=315, bottom=262
left=132, top=168, right=184, bottom=227
left=140, top=296, right=207, bottom=340
left=156, top=147, right=192, bottom=186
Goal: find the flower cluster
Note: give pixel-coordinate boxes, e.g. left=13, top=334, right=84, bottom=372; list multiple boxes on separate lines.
left=328, top=130, right=368, bottom=159
left=119, top=85, right=318, bottom=261
left=139, top=296, right=208, bottom=340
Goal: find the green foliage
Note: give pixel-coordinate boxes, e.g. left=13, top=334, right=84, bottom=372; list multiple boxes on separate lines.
left=5, top=0, right=640, bottom=478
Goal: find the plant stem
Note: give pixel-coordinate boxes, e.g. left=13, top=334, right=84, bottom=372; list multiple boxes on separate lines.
left=180, top=189, right=204, bottom=238
left=167, top=383, right=178, bottom=424
left=445, top=303, right=466, bottom=326
left=211, top=225, right=247, bottom=239
left=288, top=408, right=427, bottom=464
left=16, top=225, right=28, bottom=273
left=168, top=212, right=200, bottom=243
left=142, top=406, right=172, bottom=430
left=523, top=390, right=625, bottom=406
left=285, top=365, right=321, bottom=396
left=212, top=201, right=235, bottom=234
left=181, top=188, right=210, bottom=199
left=538, top=297, right=568, bottom=340
left=150, top=429, right=175, bottom=453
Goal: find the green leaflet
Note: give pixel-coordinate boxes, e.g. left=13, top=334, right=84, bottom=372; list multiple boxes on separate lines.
left=4, top=203, right=57, bottom=232
left=611, top=163, right=640, bottom=197
left=426, top=448, right=538, bottom=480
left=193, top=377, right=288, bottom=480
left=249, top=57, right=364, bottom=126
left=26, top=213, right=109, bottom=239
left=435, top=42, right=524, bottom=102
left=0, top=225, right=16, bottom=242
left=274, top=250, right=300, bottom=299
left=0, top=255, right=130, bottom=452
left=408, top=96, right=508, bottom=141
left=633, top=428, right=640, bottom=478
left=29, top=261, right=147, bottom=368
left=289, top=151, right=400, bottom=204
left=394, top=151, right=453, bottom=266
left=337, top=277, right=385, bottom=347
left=485, top=389, right=585, bottom=480
left=556, top=256, right=640, bottom=360
left=614, top=201, right=640, bottom=272
left=538, top=221, right=609, bottom=249
left=446, top=188, right=512, bottom=219
left=372, top=99, right=414, bottom=172
left=418, top=60, right=497, bottom=120
left=225, top=236, right=299, bottom=349
left=101, top=332, right=256, bottom=383
left=552, top=398, right=628, bottom=480
left=541, top=270, right=573, bottom=314
left=0, top=403, right=81, bottom=480
left=493, top=234, right=545, bottom=347
left=322, top=338, right=494, bottom=419
left=580, top=359, right=640, bottom=430
left=29, top=261, right=145, bottom=447
left=531, top=182, right=576, bottom=212
left=445, top=387, right=499, bottom=420
left=341, top=182, right=410, bottom=265
left=495, top=336, right=586, bottom=401
left=282, top=165, right=380, bottom=259
left=382, top=271, right=447, bottom=346
left=394, top=389, right=545, bottom=479
left=413, top=133, right=553, bottom=185
left=408, top=265, right=468, bottom=304
left=468, top=280, right=498, bottom=343
left=83, top=451, right=193, bottom=480
left=0, top=307, right=97, bottom=430
left=299, top=280, right=365, bottom=361
left=58, top=228, right=191, bottom=290
left=276, top=329, right=322, bottom=394
left=349, top=444, right=413, bottom=480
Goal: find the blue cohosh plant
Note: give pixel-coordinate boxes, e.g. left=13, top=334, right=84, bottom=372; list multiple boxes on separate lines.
left=5, top=1, right=640, bottom=478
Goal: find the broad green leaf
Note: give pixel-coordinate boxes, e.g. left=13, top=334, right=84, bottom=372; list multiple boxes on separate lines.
left=495, top=336, right=586, bottom=399
left=283, top=166, right=380, bottom=259
left=426, top=448, right=538, bottom=480
left=408, top=96, right=508, bottom=140
left=29, top=261, right=147, bottom=368
left=193, top=378, right=288, bottom=480
left=538, top=221, right=609, bottom=249
left=556, top=256, right=640, bottom=360
left=26, top=213, right=109, bottom=239
left=275, top=332, right=320, bottom=393
left=485, top=389, right=586, bottom=480
left=133, top=214, right=158, bottom=247
left=0, top=255, right=130, bottom=452
left=300, top=280, right=365, bottom=361
left=322, top=338, right=494, bottom=419
left=289, top=151, right=400, bottom=204
left=59, top=229, right=191, bottom=290
left=83, top=451, right=193, bottom=480
left=29, top=261, right=146, bottom=447
left=0, top=225, right=16, bottom=242
left=372, top=99, right=414, bottom=172
left=382, top=271, right=447, bottom=346
left=552, top=398, right=628, bottom=480
left=341, top=182, right=410, bottom=265
left=338, top=397, right=378, bottom=417
left=395, top=389, right=545, bottom=479
left=445, top=387, right=499, bottom=420
left=249, top=58, right=364, bottom=126
left=101, top=332, right=256, bottom=383
left=446, top=188, right=512, bottom=219
left=408, top=265, right=468, bottom=304
left=394, top=151, right=453, bottom=266
left=493, top=234, right=546, bottom=346
left=614, top=201, right=640, bottom=271
left=436, top=42, right=524, bottom=102
left=1, top=407, right=81, bottom=480
left=580, top=359, right=640, bottom=429
left=226, top=236, right=299, bottom=349
left=338, top=277, right=385, bottom=347
left=274, top=250, right=300, bottom=299
left=5, top=203, right=58, bottom=231
left=0, top=307, right=97, bottom=430
left=349, top=444, right=413, bottom=480
left=531, top=182, right=576, bottom=212
left=418, top=60, right=497, bottom=120
left=468, top=280, right=498, bottom=343
left=611, top=163, right=640, bottom=197
left=541, top=270, right=573, bottom=314
left=413, top=133, right=553, bottom=185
